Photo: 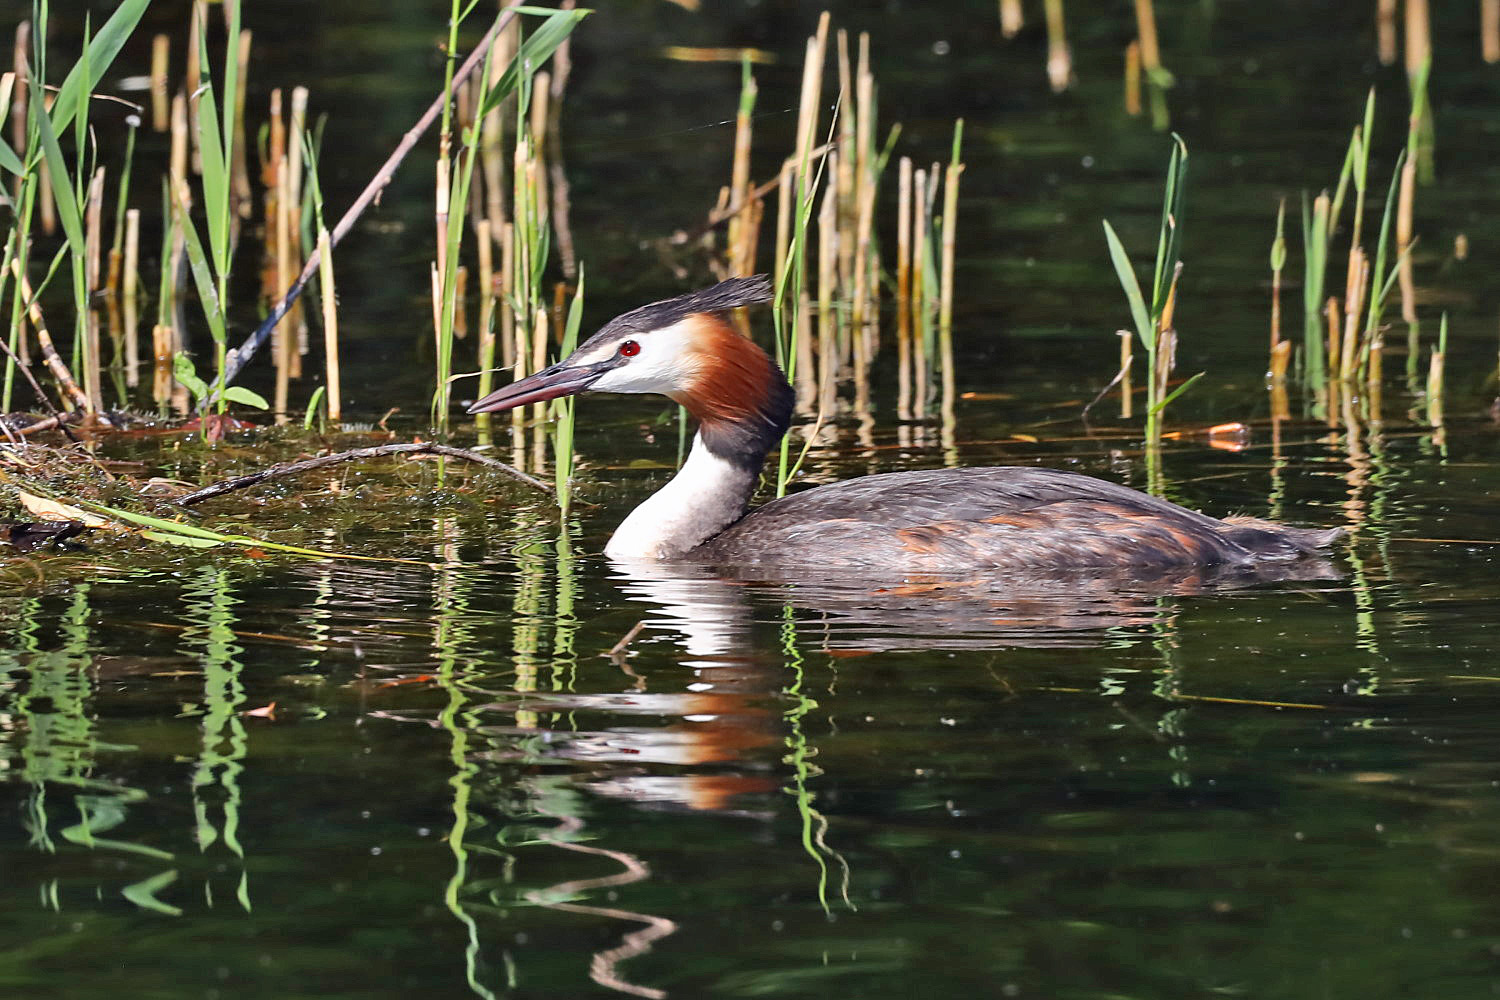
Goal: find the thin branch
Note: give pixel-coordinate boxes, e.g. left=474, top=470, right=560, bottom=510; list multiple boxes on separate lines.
left=175, top=441, right=552, bottom=507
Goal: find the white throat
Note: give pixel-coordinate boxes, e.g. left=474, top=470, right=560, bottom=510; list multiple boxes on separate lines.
left=605, top=432, right=759, bottom=561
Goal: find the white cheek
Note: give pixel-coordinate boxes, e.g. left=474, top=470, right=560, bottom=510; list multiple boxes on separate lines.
left=590, top=321, right=696, bottom=395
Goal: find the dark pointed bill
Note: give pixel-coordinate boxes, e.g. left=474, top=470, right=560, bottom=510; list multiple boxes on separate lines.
left=467, top=361, right=609, bottom=414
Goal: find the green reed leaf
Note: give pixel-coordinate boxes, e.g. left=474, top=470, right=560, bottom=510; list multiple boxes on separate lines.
left=1103, top=220, right=1152, bottom=351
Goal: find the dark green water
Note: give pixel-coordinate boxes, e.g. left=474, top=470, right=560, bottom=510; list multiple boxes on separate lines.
left=5, top=2, right=1500, bottom=997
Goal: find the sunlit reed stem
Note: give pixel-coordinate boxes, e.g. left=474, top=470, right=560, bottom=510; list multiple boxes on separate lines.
left=773, top=159, right=794, bottom=362
left=274, top=152, right=292, bottom=418
left=317, top=228, right=340, bottom=423
left=1405, top=2, right=1434, bottom=181
left=36, top=135, right=55, bottom=233
left=896, top=155, right=912, bottom=419
left=938, top=119, right=963, bottom=344
left=911, top=165, right=929, bottom=416
left=1397, top=62, right=1425, bottom=327
left=475, top=218, right=495, bottom=436
left=85, top=167, right=104, bottom=294
left=727, top=57, right=757, bottom=278
left=150, top=32, right=169, bottom=131
left=9, top=22, right=26, bottom=184
left=1043, top=0, right=1072, bottom=92
left=1269, top=196, right=1286, bottom=359
left=1426, top=312, right=1446, bottom=426
left=1119, top=330, right=1134, bottom=418
left=1340, top=246, right=1368, bottom=382
left=850, top=32, right=875, bottom=334
left=186, top=1, right=204, bottom=172
left=1325, top=296, right=1342, bottom=396
left=1124, top=40, right=1141, bottom=116
left=817, top=172, right=836, bottom=415
left=1486, top=0, right=1500, bottom=63
left=1000, top=0, right=1023, bottom=37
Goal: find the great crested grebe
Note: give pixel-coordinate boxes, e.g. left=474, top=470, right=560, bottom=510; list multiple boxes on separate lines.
left=468, top=276, right=1342, bottom=572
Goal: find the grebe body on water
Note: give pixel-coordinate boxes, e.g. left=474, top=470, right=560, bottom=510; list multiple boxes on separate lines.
left=468, top=277, right=1342, bottom=572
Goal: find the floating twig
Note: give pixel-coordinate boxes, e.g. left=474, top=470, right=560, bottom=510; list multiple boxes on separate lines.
left=175, top=441, right=552, bottom=507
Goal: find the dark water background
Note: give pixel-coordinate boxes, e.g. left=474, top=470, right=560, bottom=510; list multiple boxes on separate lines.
left=4, top=2, right=1500, bottom=997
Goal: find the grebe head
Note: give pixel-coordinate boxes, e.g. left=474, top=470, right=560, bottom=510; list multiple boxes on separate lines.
left=467, top=275, right=792, bottom=466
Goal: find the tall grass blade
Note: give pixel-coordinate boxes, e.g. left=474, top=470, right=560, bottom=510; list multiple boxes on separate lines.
left=1102, top=220, right=1151, bottom=349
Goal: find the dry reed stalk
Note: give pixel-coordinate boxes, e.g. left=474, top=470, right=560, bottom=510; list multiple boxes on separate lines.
left=456, top=266, right=471, bottom=341
left=1426, top=317, right=1446, bottom=427
left=1133, top=0, right=1162, bottom=73
left=1124, top=41, right=1142, bottom=116
left=793, top=15, right=831, bottom=178
left=150, top=33, right=170, bottom=132
left=37, top=154, right=54, bottom=236
left=186, top=1, right=205, bottom=173
left=1486, top=0, right=1500, bottom=63
left=317, top=228, right=340, bottom=423
left=1118, top=330, right=1133, bottom=419
left=1340, top=247, right=1368, bottom=381
left=10, top=22, right=27, bottom=168
left=123, top=208, right=140, bottom=387
left=548, top=4, right=578, bottom=278
left=289, top=87, right=310, bottom=371
left=774, top=159, right=794, bottom=291
left=1269, top=338, right=1292, bottom=383
left=428, top=261, right=442, bottom=366
left=528, top=72, right=551, bottom=233
left=911, top=166, right=929, bottom=415
left=851, top=33, right=875, bottom=332
left=1000, top=0, right=1023, bottom=37
left=1043, top=0, right=1072, bottom=93
left=530, top=305, right=548, bottom=429
left=727, top=68, right=757, bottom=277
left=835, top=31, right=856, bottom=285
left=475, top=218, right=495, bottom=431
left=274, top=153, right=293, bottom=417
left=232, top=30, right=253, bottom=218
left=1396, top=155, right=1417, bottom=323
left=85, top=168, right=105, bottom=294
left=1325, top=296, right=1342, bottom=382
left=939, top=127, right=963, bottom=340
left=8, top=259, right=92, bottom=413
left=170, top=92, right=190, bottom=194
left=817, top=174, right=837, bottom=415
left=481, top=19, right=517, bottom=243
left=1426, top=347, right=1443, bottom=426
left=796, top=291, right=816, bottom=413
left=152, top=323, right=173, bottom=404
left=1405, top=0, right=1431, bottom=76
left=1377, top=0, right=1398, bottom=64
left=896, top=156, right=912, bottom=333
left=267, top=88, right=285, bottom=193
left=434, top=143, right=451, bottom=326
left=500, top=220, right=516, bottom=370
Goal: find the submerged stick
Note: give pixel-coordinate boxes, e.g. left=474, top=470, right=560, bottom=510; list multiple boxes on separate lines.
left=176, top=442, right=552, bottom=507
left=211, top=1, right=532, bottom=399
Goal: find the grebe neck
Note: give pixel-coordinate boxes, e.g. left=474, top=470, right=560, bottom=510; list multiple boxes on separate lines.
left=604, top=431, right=763, bottom=560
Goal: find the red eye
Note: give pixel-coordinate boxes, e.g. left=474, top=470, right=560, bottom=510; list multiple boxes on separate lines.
left=619, top=340, right=641, bottom=357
